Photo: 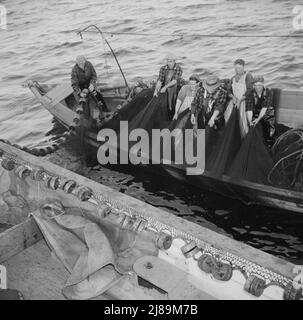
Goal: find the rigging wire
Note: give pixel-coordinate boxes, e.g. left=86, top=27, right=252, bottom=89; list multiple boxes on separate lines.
left=80, top=30, right=303, bottom=39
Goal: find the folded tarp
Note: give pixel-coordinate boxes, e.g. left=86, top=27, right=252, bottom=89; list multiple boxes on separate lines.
left=32, top=208, right=123, bottom=300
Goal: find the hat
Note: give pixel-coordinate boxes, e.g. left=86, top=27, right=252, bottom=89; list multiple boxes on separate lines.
left=253, top=76, right=265, bottom=85
left=203, top=75, right=221, bottom=92
left=189, top=74, right=201, bottom=83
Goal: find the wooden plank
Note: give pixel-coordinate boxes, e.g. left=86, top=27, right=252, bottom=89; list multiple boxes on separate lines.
left=0, top=217, right=43, bottom=264
left=0, top=142, right=297, bottom=282
left=276, top=108, right=303, bottom=128
left=278, top=89, right=303, bottom=110
left=275, top=89, right=303, bottom=127
left=3, top=241, right=68, bottom=300
left=45, top=83, right=73, bottom=105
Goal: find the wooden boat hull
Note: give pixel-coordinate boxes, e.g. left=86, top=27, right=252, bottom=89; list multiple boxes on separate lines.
left=25, top=81, right=303, bottom=214
left=0, top=141, right=301, bottom=300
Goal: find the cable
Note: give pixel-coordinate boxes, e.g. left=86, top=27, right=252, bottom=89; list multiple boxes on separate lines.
left=81, top=30, right=303, bottom=39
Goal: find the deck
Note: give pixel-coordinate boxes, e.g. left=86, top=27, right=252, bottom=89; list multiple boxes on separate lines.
left=3, top=241, right=67, bottom=300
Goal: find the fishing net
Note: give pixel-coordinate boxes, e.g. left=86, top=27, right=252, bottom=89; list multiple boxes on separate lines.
left=162, top=108, right=193, bottom=163
left=268, top=126, right=303, bottom=191
left=102, top=88, right=154, bottom=132
left=207, top=106, right=242, bottom=177
left=128, top=91, right=171, bottom=132
left=99, top=85, right=279, bottom=187
left=227, top=124, right=274, bottom=185
left=0, top=168, right=31, bottom=226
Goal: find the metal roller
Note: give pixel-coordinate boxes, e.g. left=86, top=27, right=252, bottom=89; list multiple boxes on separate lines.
left=76, top=186, right=93, bottom=201
left=283, top=282, right=302, bottom=300
left=197, top=254, right=217, bottom=274
left=121, top=215, right=134, bottom=229
left=244, top=275, right=266, bottom=297
left=38, top=148, right=47, bottom=156
left=1, top=158, right=16, bottom=171
left=63, top=180, right=77, bottom=193
left=132, top=218, right=143, bottom=232
left=136, top=219, right=148, bottom=232
left=157, top=232, right=173, bottom=250
left=76, top=106, right=84, bottom=114
left=30, top=148, right=40, bottom=156
left=52, top=144, right=59, bottom=151
left=73, top=117, right=80, bottom=125
left=58, top=178, right=69, bottom=190
left=15, top=165, right=31, bottom=179
left=46, top=146, right=53, bottom=154
left=211, top=261, right=233, bottom=281
left=181, top=240, right=200, bottom=258
left=47, top=176, right=60, bottom=190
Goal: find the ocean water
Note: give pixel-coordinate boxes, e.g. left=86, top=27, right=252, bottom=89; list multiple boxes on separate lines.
left=1, top=0, right=303, bottom=263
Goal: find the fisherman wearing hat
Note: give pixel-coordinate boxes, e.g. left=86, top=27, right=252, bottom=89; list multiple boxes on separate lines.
left=71, top=55, right=108, bottom=115
left=246, top=76, right=275, bottom=147
left=190, top=75, right=228, bottom=129
left=154, top=54, right=183, bottom=119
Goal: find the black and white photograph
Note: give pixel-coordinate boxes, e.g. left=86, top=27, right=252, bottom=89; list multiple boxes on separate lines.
left=0, top=0, right=303, bottom=304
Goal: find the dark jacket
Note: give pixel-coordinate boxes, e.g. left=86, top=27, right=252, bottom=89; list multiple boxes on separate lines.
left=191, top=86, right=228, bottom=117
left=71, top=60, right=97, bottom=92
left=246, top=87, right=274, bottom=118
left=191, top=86, right=228, bottom=129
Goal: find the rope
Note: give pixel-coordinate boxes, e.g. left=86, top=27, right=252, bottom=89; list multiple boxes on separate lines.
left=268, top=127, right=303, bottom=187
left=82, top=30, right=303, bottom=39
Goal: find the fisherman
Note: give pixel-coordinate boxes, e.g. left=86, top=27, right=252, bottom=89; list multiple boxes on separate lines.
left=225, top=59, right=254, bottom=138
left=246, top=76, right=275, bottom=147
left=153, top=54, right=183, bottom=119
left=71, top=55, right=109, bottom=117
left=172, top=74, right=201, bottom=120
left=190, top=75, right=228, bottom=159
left=190, top=75, right=227, bottom=129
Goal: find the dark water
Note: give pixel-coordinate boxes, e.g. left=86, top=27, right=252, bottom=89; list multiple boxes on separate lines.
left=1, top=0, right=303, bottom=263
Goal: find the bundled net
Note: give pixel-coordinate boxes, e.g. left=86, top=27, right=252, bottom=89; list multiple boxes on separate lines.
left=102, top=88, right=154, bottom=132
left=206, top=106, right=242, bottom=177
left=268, top=126, right=303, bottom=190
left=227, top=124, right=274, bottom=185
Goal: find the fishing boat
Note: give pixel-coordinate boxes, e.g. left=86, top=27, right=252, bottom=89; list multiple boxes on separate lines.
left=0, top=141, right=301, bottom=300
left=24, top=79, right=303, bottom=215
